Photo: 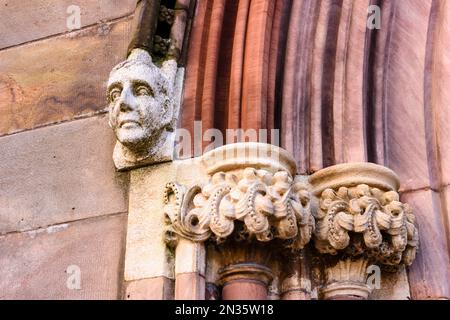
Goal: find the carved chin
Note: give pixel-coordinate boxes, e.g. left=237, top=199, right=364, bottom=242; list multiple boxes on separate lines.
left=116, top=127, right=148, bottom=147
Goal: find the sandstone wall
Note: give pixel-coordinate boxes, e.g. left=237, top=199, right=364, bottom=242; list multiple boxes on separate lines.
left=0, top=0, right=136, bottom=299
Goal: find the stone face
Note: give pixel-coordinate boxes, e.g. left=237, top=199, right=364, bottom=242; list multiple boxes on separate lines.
left=0, top=0, right=136, bottom=49
left=0, top=214, right=127, bottom=300
left=107, top=49, right=179, bottom=170
left=0, top=18, right=133, bottom=136
left=0, top=115, right=129, bottom=234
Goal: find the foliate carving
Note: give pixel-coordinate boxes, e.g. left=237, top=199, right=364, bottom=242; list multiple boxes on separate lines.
left=321, top=258, right=372, bottom=299
left=164, top=182, right=210, bottom=243
left=164, top=168, right=314, bottom=249
left=313, top=184, right=419, bottom=266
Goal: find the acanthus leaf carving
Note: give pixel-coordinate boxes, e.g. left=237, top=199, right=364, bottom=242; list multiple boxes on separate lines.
left=164, top=168, right=314, bottom=249
left=313, top=184, right=419, bottom=266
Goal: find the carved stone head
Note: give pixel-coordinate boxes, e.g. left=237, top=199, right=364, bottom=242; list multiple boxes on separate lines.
left=107, top=49, right=175, bottom=170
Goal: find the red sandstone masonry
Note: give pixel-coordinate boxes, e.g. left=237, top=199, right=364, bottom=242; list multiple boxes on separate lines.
left=0, top=18, right=133, bottom=136
left=0, top=115, right=129, bottom=234
left=0, top=0, right=136, bottom=49
left=383, top=0, right=433, bottom=192
left=401, top=190, right=450, bottom=299
left=124, top=277, right=174, bottom=300
left=0, top=213, right=127, bottom=299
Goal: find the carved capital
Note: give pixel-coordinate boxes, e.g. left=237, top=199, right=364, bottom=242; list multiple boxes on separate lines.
left=309, top=163, right=420, bottom=299
left=309, top=163, right=419, bottom=267
left=321, top=258, right=372, bottom=300
left=164, top=167, right=314, bottom=249
left=163, top=143, right=314, bottom=249
left=218, top=263, right=274, bottom=287
left=312, top=183, right=419, bottom=266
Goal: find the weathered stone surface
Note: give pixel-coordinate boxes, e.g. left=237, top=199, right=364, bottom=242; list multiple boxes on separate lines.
left=429, top=0, right=450, bottom=187
left=309, top=162, right=419, bottom=300
left=0, top=115, right=129, bottom=234
left=175, top=239, right=206, bottom=276
left=222, top=281, right=268, bottom=300
left=444, top=186, right=450, bottom=245
left=175, top=272, right=205, bottom=300
left=241, top=0, right=275, bottom=131
left=306, top=0, right=330, bottom=172
left=0, top=214, right=127, bottom=299
left=0, top=0, right=136, bottom=49
left=383, top=0, right=433, bottom=192
left=125, top=158, right=208, bottom=281
left=0, top=18, right=133, bottom=136
left=332, top=0, right=369, bottom=164
left=371, top=267, right=411, bottom=300
left=175, top=0, right=192, bottom=11
left=169, top=8, right=188, bottom=59
left=124, top=277, right=174, bottom=300
left=402, top=190, right=450, bottom=299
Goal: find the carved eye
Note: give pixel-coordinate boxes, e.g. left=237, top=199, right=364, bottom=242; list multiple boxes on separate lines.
left=109, top=88, right=122, bottom=102
left=135, top=85, right=153, bottom=97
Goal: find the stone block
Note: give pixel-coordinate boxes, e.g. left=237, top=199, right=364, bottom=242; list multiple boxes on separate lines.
left=0, top=214, right=127, bottom=299
left=0, top=115, right=129, bottom=234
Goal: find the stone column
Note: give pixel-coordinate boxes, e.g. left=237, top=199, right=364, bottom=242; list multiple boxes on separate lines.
left=173, top=239, right=206, bottom=300
left=309, top=163, right=419, bottom=300
left=220, top=262, right=273, bottom=300
left=279, top=251, right=311, bottom=300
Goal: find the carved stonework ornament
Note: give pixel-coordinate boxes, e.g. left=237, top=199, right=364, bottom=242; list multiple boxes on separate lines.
left=107, top=49, right=178, bottom=170
left=163, top=143, right=314, bottom=249
left=309, top=163, right=419, bottom=267
left=162, top=145, right=420, bottom=300
left=307, top=163, right=420, bottom=299
left=313, top=184, right=419, bottom=266
left=164, top=168, right=314, bottom=249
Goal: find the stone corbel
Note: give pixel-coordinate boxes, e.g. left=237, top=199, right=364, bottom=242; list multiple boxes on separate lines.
left=308, top=163, right=419, bottom=300
left=164, top=143, right=315, bottom=299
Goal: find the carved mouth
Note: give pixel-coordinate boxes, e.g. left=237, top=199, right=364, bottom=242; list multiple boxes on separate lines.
left=119, top=119, right=141, bottom=128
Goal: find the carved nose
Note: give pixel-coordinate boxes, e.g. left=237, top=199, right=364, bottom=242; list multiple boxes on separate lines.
left=118, top=89, right=136, bottom=112
left=119, top=101, right=133, bottom=112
